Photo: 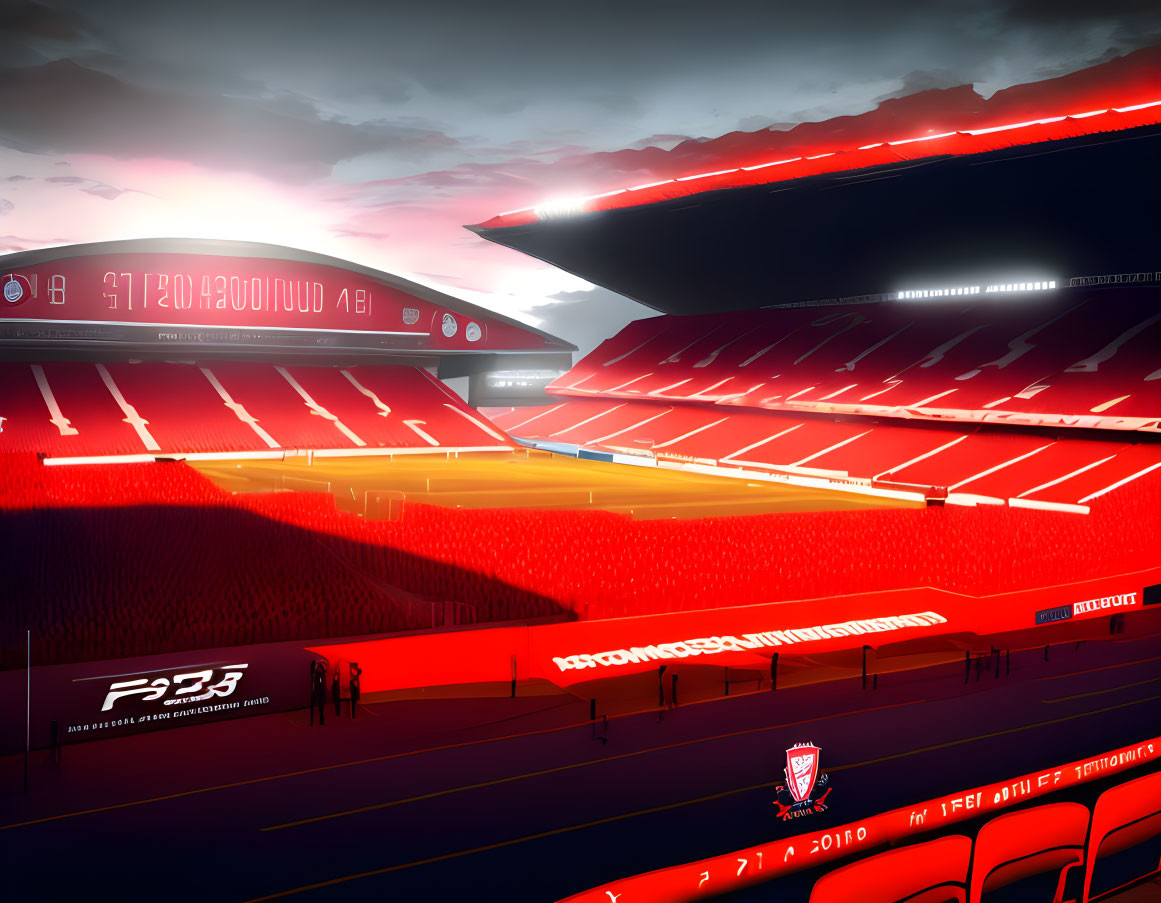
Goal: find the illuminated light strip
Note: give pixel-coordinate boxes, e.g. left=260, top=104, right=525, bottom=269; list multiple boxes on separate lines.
left=873, top=434, right=967, bottom=480
left=441, top=404, right=510, bottom=442
left=200, top=367, right=280, bottom=449
left=549, top=403, right=626, bottom=438
left=948, top=442, right=1054, bottom=491
left=964, top=115, right=1066, bottom=135
left=506, top=402, right=566, bottom=432
left=1114, top=99, right=1161, bottom=112
left=1078, top=461, right=1161, bottom=504
left=792, top=430, right=873, bottom=467
left=590, top=188, right=627, bottom=199
left=720, top=424, right=803, bottom=461
left=695, top=328, right=756, bottom=368
left=603, top=326, right=672, bottom=367
left=506, top=99, right=1161, bottom=220
left=562, top=734, right=1161, bottom=903
left=338, top=369, right=392, bottom=417
left=887, top=130, right=957, bottom=146
left=651, top=416, right=731, bottom=449
left=1009, top=498, right=1090, bottom=514
left=1, top=317, right=428, bottom=337
left=1015, top=455, right=1119, bottom=499
left=741, top=156, right=802, bottom=171
left=628, top=179, right=675, bottom=191
left=30, top=363, right=79, bottom=437
left=95, top=363, right=160, bottom=451
left=39, top=445, right=513, bottom=466
left=676, top=168, right=739, bottom=181
left=587, top=408, right=673, bottom=445
left=274, top=366, right=366, bottom=447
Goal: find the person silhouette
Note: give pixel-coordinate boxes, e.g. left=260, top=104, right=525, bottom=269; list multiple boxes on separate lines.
left=312, top=660, right=327, bottom=726
left=331, top=668, right=342, bottom=717
left=349, top=662, right=362, bottom=718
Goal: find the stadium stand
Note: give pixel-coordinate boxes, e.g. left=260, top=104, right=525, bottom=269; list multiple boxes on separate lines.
left=550, top=287, right=1161, bottom=432
left=0, top=361, right=513, bottom=459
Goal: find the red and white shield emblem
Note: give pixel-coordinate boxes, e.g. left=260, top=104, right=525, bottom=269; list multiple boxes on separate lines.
left=785, top=743, right=821, bottom=803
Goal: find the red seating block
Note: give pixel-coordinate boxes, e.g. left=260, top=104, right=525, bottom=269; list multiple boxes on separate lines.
left=809, top=835, right=972, bottom=903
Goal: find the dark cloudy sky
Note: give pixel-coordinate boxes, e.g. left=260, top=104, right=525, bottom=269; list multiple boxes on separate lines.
left=0, top=0, right=1158, bottom=355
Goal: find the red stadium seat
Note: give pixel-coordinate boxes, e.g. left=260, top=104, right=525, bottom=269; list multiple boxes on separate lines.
left=968, top=802, right=1090, bottom=903
left=809, top=835, right=972, bottom=903
left=1082, top=770, right=1161, bottom=901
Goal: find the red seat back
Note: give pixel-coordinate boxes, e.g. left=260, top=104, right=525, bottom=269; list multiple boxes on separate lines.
left=1082, top=769, right=1161, bottom=901
left=969, top=802, right=1089, bottom=903
left=809, top=835, right=972, bottom=903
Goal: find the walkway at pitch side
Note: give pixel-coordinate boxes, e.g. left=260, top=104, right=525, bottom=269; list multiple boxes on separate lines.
left=2, top=632, right=1161, bottom=902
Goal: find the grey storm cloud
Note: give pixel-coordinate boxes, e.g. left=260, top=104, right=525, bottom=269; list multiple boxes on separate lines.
left=0, top=59, right=458, bottom=181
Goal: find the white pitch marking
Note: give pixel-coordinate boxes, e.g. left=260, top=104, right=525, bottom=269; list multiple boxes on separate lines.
left=948, top=442, right=1054, bottom=490
left=1079, top=461, right=1161, bottom=504
left=1016, top=454, right=1118, bottom=498
left=549, top=403, right=625, bottom=437
left=200, top=367, right=280, bottom=448
left=30, top=364, right=79, bottom=437
left=792, top=430, right=873, bottom=466
left=275, top=366, right=366, bottom=447
left=651, top=417, right=731, bottom=449
left=873, top=434, right=967, bottom=480
left=340, top=369, right=392, bottom=416
left=95, top=363, right=160, bottom=451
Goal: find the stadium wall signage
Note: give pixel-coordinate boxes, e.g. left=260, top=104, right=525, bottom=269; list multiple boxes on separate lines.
left=0, top=241, right=568, bottom=354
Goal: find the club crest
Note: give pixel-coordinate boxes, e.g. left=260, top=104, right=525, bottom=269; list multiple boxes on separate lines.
left=774, top=742, right=831, bottom=821
left=402, top=307, right=420, bottom=325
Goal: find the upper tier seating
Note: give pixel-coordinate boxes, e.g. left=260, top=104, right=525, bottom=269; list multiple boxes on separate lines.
left=0, top=361, right=510, bottom=458
left=553, top=286, right=1161, bottom=433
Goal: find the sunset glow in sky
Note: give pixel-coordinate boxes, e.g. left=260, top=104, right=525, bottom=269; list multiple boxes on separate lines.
left=1, top=1, right=1159, bottom=352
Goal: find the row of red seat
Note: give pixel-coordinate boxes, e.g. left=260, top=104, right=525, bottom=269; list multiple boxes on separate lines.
left=552, top=287, right=1161, bottom=433
left=5, top=453, right=1161, bottom=666
left=486, top=399, right=1161, bottom=509
left=811, top=769, right=1161, bottom=902
left=0, top=361, right=511, bottom=458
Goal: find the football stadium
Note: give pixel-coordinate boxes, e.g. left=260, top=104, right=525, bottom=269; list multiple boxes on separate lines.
left=3, top=37, right=1161, bottom=903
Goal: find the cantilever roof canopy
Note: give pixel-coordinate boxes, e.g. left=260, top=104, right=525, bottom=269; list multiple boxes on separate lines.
left=0, top=238, right=574, bottom=367
left=469, top=121, right=1161, bottom=316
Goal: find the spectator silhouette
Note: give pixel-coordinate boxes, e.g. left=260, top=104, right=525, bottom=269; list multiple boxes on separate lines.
left=312, top=660, right=327, bottom=726
left=349, top=662, right=362, bottom=718
left=332, top=669, right=342, bottom=716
